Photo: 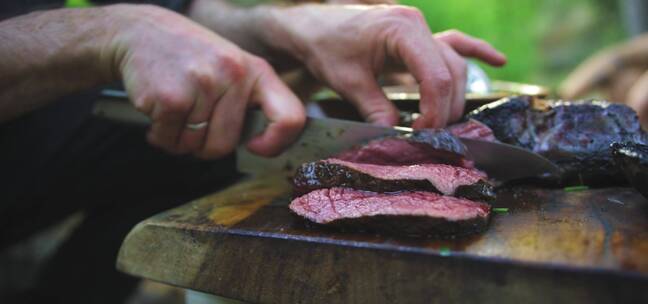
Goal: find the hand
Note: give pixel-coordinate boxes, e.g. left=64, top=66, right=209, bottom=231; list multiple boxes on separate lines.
left=105, top=5, right=305, bottom=159
left=263, top=4, right=506, bottom=128
left=560, top=34, right=648, bottom=126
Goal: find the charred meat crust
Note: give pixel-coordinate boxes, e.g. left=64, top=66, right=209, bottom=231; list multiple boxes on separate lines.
left=612, top=142, right=648, bottom=199
left=403, top=129, right=467, bottom=156
left=467, top=96, right=648, bottom=185
left=293, top=160, right=496, bottom=202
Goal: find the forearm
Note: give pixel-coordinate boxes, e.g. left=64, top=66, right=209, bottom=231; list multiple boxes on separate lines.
left=0, top=7, right=116, bottom=122
left=188, top=0, right=297, bottom=68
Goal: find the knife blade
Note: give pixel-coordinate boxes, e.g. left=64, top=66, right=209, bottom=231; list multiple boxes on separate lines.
left=92, top=92, right=562, bottom=181
left=237, top=110, right=562, bottom=181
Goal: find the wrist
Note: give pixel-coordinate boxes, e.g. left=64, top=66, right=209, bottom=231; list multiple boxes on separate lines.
left=258, top=4, right=312, bottom=63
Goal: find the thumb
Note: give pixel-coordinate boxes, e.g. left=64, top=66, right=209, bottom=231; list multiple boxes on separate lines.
left=626, top=70, right=648, bottom=128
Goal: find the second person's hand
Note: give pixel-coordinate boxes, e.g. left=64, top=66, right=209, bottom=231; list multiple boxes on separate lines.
left=261, top=4, right=506, bottom=128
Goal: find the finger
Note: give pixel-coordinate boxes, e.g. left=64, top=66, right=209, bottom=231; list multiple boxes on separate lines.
left=434, top=30, right=507, bottom=66
left=438, top=43, right=467, bottom=123
left=615, top=34, right=648, bottom=66
left=177, top=78, right=226, bottom=154
left=387, top=22, right=454, bottom=128
left=604, top=67, right=645, bottom=102
left=246, top=62, right=306, bottom=157
left=145, top=89, right=193, bottom=153
left=561, top=37, right=648, bottom=99
left=626, top=70, right=648, bottom=127
left=559, top=48, right=619, bottom=99
left=196, top=80, right=251, bottom=159
left=331, top=65, right=400, bottom=126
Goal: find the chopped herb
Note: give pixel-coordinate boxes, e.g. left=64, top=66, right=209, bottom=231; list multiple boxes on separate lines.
left=492, top=207, right=509, bottom=213
left=564, top=185, right=589, bottom=192
left=439, top=247, right=451, bottom=257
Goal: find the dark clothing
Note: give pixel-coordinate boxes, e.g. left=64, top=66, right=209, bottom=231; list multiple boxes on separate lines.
left=1, top=94, right=239, bottom=304
left=0, top=1, right=241, bottom=303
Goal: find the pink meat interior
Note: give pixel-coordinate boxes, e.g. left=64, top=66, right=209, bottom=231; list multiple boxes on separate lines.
left=290, top=187, right=491, bottom=224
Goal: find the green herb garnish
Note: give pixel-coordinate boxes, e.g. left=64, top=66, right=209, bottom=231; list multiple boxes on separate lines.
left=439, top=247, right=451, bottom=257
left=564, top=185, right=589, bottom=192
left=492, top=207, right=509, bottom=213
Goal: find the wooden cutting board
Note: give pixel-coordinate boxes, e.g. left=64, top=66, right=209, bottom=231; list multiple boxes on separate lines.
left=117, top=175, right=648, bottom=303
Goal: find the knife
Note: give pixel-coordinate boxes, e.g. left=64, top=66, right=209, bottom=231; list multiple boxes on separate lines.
left=92, top=91, right=562, bottom=181
left=236, top=110, right=562, bottom=182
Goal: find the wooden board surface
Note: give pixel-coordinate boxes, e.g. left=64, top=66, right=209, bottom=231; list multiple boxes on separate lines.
left=117, top=176, right=648, bottom=303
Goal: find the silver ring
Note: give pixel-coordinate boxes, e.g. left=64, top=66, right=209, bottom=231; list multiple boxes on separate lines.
left=186, top=121, right=208, bottom=131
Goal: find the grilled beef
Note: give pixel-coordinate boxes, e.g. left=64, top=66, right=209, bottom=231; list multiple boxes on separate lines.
left=336, top=129, right=472, bottom=168
left=447, top=119, right=497, bottom=142
left=293, top=158, right=495, bottom=201
left=612, top=142, right=648, bottom=199
left=291, top=123, right=495, bottom=237
left=467, top=96, right=648, bottom=185
left=289, top=187, right=491, bottom=237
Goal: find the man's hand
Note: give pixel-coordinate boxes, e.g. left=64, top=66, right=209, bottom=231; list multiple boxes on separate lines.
left=260, top=5, right=506, bottom=128
left=106, top=5, right=305, bottom=158
left=560, top=34, right=648, bottom=127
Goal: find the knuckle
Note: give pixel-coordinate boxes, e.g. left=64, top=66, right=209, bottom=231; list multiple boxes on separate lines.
left=149, top=89, right=192, bottom=120
left=218, top=54, right=248, bottom=83
left=388, top=6, right=425, bottom=23
left=431, top=69, right=453, bottom=97
left=280, top=112, right=306, bottom=132
left=248, top=56, right=275, bottom=77
left=187, top=65, right=217, bottom=89
left=445, top=29, right=464, bottom=39
left=132, top=95, right=153, bottom=115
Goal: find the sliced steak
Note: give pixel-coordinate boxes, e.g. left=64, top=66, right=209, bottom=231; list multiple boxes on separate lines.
left=293, top=158, right=495, bottom=201
left=336, top=129, right=472, bottom=168
left=467, top=95, right=648, bottom=185
left=289, top=187, right=491, bottom=237
left=447, top=119, right=498, bottom=142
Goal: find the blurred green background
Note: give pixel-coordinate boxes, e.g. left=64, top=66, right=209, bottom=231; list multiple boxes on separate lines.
left=401, top=0, right=626, bottom=89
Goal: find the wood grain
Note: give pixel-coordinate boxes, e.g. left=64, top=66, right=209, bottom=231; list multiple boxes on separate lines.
left=117, top=176, right=648, bottom=303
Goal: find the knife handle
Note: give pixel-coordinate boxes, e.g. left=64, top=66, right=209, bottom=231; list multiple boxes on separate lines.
left=92, top=90, right=151, bottom=126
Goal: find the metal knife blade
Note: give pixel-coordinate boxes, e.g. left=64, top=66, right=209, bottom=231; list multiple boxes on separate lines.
left=91, top=93, right=562, bottom=181
left=236, top=110, right=411, bottom=176
left=460, top=138, right=562, bottom=182
left=237, top=110, right=562, bottom=181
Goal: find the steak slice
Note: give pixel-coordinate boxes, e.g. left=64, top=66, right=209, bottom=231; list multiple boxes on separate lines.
left=293, top=158, right=495, bottom=201
left=289, top=187, right=491, bottom=237
left=447, top=119, right=498, bottom=142
left=467, top=95, right=648, bottom=185
left=336, top=129, right=472, bottom=168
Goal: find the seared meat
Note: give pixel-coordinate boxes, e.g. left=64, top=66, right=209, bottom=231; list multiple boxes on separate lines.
left=291, top=127, right=495, bottom=237
left=293, top=158, right=495, bottom=201
left=336, top=129, right=472, bottom=168
left=446, top=119, right=498, bottom=142
left=612, top=142, right=648, bottom=199
left=289, top=187, right=491, bottom=237
left=467, top=96, right=648, bottom=185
